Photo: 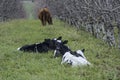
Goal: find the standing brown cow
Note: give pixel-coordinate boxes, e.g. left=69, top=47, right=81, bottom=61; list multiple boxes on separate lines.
left=38, top=7, right=53, bottom=26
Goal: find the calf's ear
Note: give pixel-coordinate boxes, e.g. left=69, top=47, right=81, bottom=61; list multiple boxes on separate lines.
left=81, top=49, right=85, bottom=53
left=57, top=36, right=62, bottom=40
left=63, top=40, right=68, bottom=44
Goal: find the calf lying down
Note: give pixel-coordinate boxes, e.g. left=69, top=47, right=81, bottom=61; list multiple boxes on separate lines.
left=17, top=42, right=49, bottom=53
left=53, top=40, right=91, bottom=67
left=61, top=49, right=91, bottom=67
left=17, top=36, right=63, bottom=53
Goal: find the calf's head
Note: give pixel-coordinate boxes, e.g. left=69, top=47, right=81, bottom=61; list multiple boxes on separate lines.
left=44, top=36, right=62, bottom=50
left=54, top=40, right=70, bottom=58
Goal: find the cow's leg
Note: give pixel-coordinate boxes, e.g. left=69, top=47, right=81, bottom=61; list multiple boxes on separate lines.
left=48, top=16, right=53, bottom=25
left=41, top=18, right=46, bottom=26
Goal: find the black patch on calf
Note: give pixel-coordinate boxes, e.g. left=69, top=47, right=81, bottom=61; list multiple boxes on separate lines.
left=69, top=60, right=73, bottom=65
left=63, top=56, right=66, bottom=61
left=18, top=42, right=49, bottom=53
left=71, top=51, right=84, bottom=58
left=81, top=49, right=85, bottom=53
left=36, top=42, right=49, bottom=52
left=66, top=60, right=73, bottom=65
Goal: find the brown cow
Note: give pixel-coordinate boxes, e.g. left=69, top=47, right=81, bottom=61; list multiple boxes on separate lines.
left=38, top=7, right=53, bottom=26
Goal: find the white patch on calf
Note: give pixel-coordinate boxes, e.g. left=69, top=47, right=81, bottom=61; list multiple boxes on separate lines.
left=57, top=40, right=62, bottom=43
left=53, top=50, right=57, bottom=57
left=53, top=38, right=57, bottom=40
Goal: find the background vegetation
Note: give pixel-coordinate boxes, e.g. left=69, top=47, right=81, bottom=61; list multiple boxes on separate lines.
left=0, top=0, right=25, bottom=21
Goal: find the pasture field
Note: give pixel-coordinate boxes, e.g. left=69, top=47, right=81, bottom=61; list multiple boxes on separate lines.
left=0, top=19, right=120, bottom=80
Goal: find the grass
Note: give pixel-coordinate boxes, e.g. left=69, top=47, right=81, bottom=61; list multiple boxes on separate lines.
left=0, top=19, right=120, bottom=80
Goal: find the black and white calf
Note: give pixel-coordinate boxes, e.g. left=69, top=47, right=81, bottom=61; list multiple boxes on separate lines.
left=54, top=41, right=91, bottom=67
left=61, top=49, right=91, bottom=67
left=17, top=36, right=64, bottom=53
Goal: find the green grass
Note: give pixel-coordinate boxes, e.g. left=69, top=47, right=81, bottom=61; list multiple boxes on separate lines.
left=0, top=19, right=120, bottom=80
